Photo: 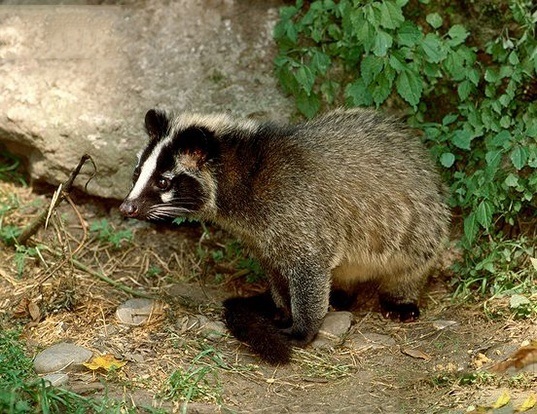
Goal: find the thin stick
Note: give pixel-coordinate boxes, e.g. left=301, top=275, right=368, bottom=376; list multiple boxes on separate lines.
left=71, top=258, right=155, bottom=299
left=16, top=154, right=95, bottom=245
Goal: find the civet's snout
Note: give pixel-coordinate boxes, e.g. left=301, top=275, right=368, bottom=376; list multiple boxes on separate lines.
left=119, top=199, right=140, bottom=218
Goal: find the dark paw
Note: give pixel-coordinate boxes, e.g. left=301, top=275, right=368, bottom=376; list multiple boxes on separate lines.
left=380, top=299, right=420, bottom=323
left=329, top=289, right=357, bottom=310
left=280, top=326, right=316, bottom=347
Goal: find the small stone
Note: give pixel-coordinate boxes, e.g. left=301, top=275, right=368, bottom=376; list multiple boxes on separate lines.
left=116, top=298, right=156, bottom=326
left=34, top=343, right=93, bottom=374
left=319, top=311, right=353, bottom=337
left=432, top=320, right=459, bottom=330
left=311, top=311, right=353, bottom=349
left=42, top=373, right=69, bottom=387
left=201, top=321, right=227, bottom=341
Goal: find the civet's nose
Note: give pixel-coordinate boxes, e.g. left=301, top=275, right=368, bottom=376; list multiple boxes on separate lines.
left=119, top=200, right=139, bottom=218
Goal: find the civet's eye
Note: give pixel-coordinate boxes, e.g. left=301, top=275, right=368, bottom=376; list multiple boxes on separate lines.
left=156, top=177, right=170, bottom=190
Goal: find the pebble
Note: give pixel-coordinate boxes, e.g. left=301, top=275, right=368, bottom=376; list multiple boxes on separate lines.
left=116, top=298, right=156, bottom=326
left=311, top=311, right=353, bottom=350
left=42, top=373, right=69, bottom=387
left=178, top=315, right=227, bottom=340
left=202, top=321, right=227, bottom=341
left=34, top=342, right=93, bottom=374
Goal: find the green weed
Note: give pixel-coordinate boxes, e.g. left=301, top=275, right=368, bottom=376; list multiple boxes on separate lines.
left=0, top=330, right=164, bottom=413
left=0, top=330, right=94, bottom=413
left=161, top=348, right=223, bottom=409
left=212, top=240, right=265, bottom=283
left=13, top=245, right=41, bottom=278
left=89, top=219, right=133, bottom=249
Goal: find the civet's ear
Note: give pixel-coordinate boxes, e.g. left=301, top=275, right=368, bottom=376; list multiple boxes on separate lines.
left=177, top=126, right=217, bottom=169
left=144, top=109, right=170, bottom=140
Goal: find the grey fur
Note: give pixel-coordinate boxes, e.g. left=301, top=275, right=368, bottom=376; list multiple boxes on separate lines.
left=121, top=107, right=450, bottom=358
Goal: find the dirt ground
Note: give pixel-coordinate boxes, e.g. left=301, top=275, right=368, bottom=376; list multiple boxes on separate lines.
left=0, top=179, right=536, bottom=414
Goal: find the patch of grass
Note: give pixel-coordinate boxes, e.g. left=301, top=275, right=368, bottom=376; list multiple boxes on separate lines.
left=160, top=348, right=223, bottom=409
left=294, top=348, right=353, bottom=380
left=0, top=330, right=165, bottom=413
left=89, top=219, right=133, bottom=249
left=451, top=234, right=537, bottom=300
left=0, top=225, right=22, bottom=246
left=431, top=370, right=536, bottom=391
left=0, top=330, right=93, bottom=413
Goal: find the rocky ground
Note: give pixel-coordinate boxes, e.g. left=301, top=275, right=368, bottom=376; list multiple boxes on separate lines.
left=1, top=179, right=536, bottom=414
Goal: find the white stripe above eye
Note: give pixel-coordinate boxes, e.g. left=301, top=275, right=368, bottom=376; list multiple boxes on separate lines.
left=127, top=137, right=172, bottom=200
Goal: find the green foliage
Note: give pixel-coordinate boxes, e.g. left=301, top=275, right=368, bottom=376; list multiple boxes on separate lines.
left=161, top=348, right=223, bottom=407
left=13, top=245, right=40, bottom=278
left=0, top=225, right=22, bottom=246
left=451, top=235, right=536, bottom=298
left=274, top=0, right=537, bottom=293
left=211, top=240, right=265, bottom=283
left=0, top=330, right=97, bottom=413
left=89, top=219, right=133, bottom=249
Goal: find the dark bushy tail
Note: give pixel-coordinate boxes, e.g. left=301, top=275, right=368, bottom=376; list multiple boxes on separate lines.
left=223, top=293, right=292, bottom=364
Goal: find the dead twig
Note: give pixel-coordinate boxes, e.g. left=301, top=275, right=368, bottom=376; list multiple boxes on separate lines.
left=16, top=154, right=96, bottom=245
left=38, top=244, right=155, bottom=299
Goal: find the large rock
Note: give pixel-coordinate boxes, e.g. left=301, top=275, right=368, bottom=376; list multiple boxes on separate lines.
left=0, top=0, right=292, bottom=199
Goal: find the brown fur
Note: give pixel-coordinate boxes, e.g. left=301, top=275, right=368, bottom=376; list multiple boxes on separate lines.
left=121, top=108, right=451, bottom=363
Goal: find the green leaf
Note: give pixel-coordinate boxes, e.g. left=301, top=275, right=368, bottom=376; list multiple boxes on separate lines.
left=296, top=91, right=320, bottom=118
left=504, top=173, right=519, bottom=187
left=485, top=150, right=502, bottom=167
left=372, top=30, right=393, bottom=56
left=389, top=53, right=406, bottom=72
left=440, top=152, right=455, bottom=168
left=356, top=21, right=375, bottom=52
left=508, top=51, right=519, bottom=65
left=442, top=114, right=458, bottom=125
left=396, top=70, right=422, bottom=106
left=311, top=51, right=331, bottom=74
left=447, top=24, right=468, bottom=46
left=345, top=79, right=373, bottom=106
left=457, top=80, right=472, bottom=101
left=295, top=65, right=315, bottom=94
left=490, top=130, right=511, bottom=148
left=452, top=129, right=473, bottom=150
left=463, top=212, right=478, bottom=245
left=361, top=55, right=384, bottom=85
left=476, top=200, right=493, bottom=229
left=378, top=1, right=405, bottom=29
left=510, top=294, right=530, bottom=308
left=510, top=146, right=528, bottom=170
left=396, top=21, right=422, bottom=47
left=421, top=33, right=446, bottom=63
left=426, top=13, right=443, bottom=29
left=485, top=68, right=499, bottom=83
left=371, top=70, right=393, bottom=106
left=467, top=69, right=480, bottom=86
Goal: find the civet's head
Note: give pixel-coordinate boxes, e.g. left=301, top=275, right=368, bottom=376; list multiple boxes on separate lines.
left=120, top=109, right=228, bottom=222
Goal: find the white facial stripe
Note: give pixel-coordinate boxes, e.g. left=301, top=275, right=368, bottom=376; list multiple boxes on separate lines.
left=128, top=138, right=171, bottom=200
